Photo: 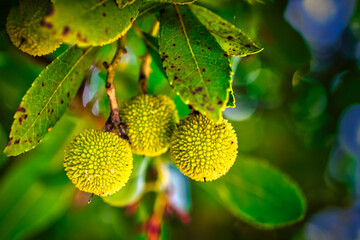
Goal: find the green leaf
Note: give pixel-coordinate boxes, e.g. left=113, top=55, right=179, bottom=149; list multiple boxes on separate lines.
left=159, top=5, right=232, bottom=123
left=200, top=156, right=306, bottom=228
left=102, top=156, right=150, bottom=207
left=188, top=4, right=263, bottom=57
left=6, top=0, right=61, bottom=56
left=139, top=0, right=196, bottom=18
left=116, top=0, right=136, bottom=9
left=4, top=46, right=99, bottom=157
left=43, top=0, right=140, bottom=47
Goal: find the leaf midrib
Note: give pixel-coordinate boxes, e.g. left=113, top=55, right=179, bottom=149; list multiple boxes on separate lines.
left=13, top=47, right=93, bottom=143
left=174, top=5, right=210, bottom=98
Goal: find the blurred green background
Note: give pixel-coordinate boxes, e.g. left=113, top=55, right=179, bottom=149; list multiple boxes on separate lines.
left=1, top=0, right=360, bottom=239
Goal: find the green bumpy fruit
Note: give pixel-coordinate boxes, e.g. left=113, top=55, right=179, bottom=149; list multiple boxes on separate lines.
left=119, top=94, right=179, bottom=156
left=171, top=114, right=238, bottom=182
left=64, top=129, right=133, bottom=196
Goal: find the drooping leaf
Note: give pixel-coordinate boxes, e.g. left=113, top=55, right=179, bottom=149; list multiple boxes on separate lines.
left=159, top=5, right=232, bottom=123
left=43, top=0, right=140, bottom=47
left=116, top=0, right=136, bottom=9
left=200, top=156, right=306, bottom=228
left=4, top=46, right=99, bottom=157
left=102, top=156, right=150, bottom=207
left=188, top=4, right=263, bottom=57
left=6, top=0, right=61, bottom=56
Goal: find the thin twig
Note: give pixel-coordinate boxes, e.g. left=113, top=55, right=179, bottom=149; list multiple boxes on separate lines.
left=103, top=37, right=129, bottom=141
left=137, top=21, right=160, bottom=94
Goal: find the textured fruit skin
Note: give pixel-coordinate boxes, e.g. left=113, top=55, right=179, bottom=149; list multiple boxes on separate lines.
left=64, top=129, right=133, bottom=196
left=6, top=0, right=61, bottom=56
left=171, top=114, right=238, bottom=182
left=119, top=94, right=179, bottom=156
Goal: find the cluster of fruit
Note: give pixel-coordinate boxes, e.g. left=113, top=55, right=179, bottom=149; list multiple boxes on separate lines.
left=64, top=94, right=238, bottom=196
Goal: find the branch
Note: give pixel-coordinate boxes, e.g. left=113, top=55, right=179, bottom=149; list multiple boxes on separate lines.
left=135, top=21, right=160, bottom=94
left=103, top=37, right=129, bottom=141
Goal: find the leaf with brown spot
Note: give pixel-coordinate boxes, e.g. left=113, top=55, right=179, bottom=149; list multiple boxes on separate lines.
left=4, top=46, right=99, bottom=157
left=159, top=5, right=232, bottom=122
left=188, top=4, right=263, bottom=57
left=43, top=0, right=141, bottom=47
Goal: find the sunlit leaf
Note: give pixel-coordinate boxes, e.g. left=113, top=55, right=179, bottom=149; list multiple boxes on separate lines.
left=4, top=46, right=99, bottom=157
left=188, top=4, right=263, bottom=57
left=6, top=0, right=61, bottom=56
left=102, top=156, right=150, bottom=207
left=159, top=5, right=232, bottom=123
left=43, top=0, right=140, bottom=47
left=200, top=156, right=306, bottom=228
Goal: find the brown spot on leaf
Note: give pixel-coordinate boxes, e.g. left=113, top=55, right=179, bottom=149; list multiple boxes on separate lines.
left=67, top=92, right=70, bottom=98
left=217, top=100, right=223, bottom=105
left=207, top=107, right=214, bottom=111
left=227, top=36, right=234, bottom=40
left=18, top=117, right=22, bottom=125
left=24, top=114, right=28, bottom=119
left=202, top=68, right=206, bottom=72
left=51, top=109, right=54, bottom=114
left=177, top=68, right=181, bottom=71
left=14, top=139, right=20, bottom=144
left=6, top=137, right=13, bottom=147
left=172, top=44, right=176, bottom=47
left=207, top=47, right=211, bottom=50
left=174, top=76, right=178, bottom=80
left=41, top=20, right=53, bottom=29
left=130, top=17, right=134, bottom=21
left=46, top=6, right=54, bottom=16
left=42, top=82, right=45, bottom=87
left=195, top=87, right=203, bottom=92
left=105, top=27, right=108, bottom=35
left=61, top=100, right=64, bottom=104
left=245, top=44, right=251, bottom=48
left=102, top=12, right=106, bottom=17
left=17, top=106, right=26, bottom=112
left=62, top=26, right=70, bottom=36
left=223, top=54, right=230, bottom=58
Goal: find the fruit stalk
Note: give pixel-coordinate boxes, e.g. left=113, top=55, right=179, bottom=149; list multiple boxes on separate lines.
left=103, top=36, right=128, bottom=140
